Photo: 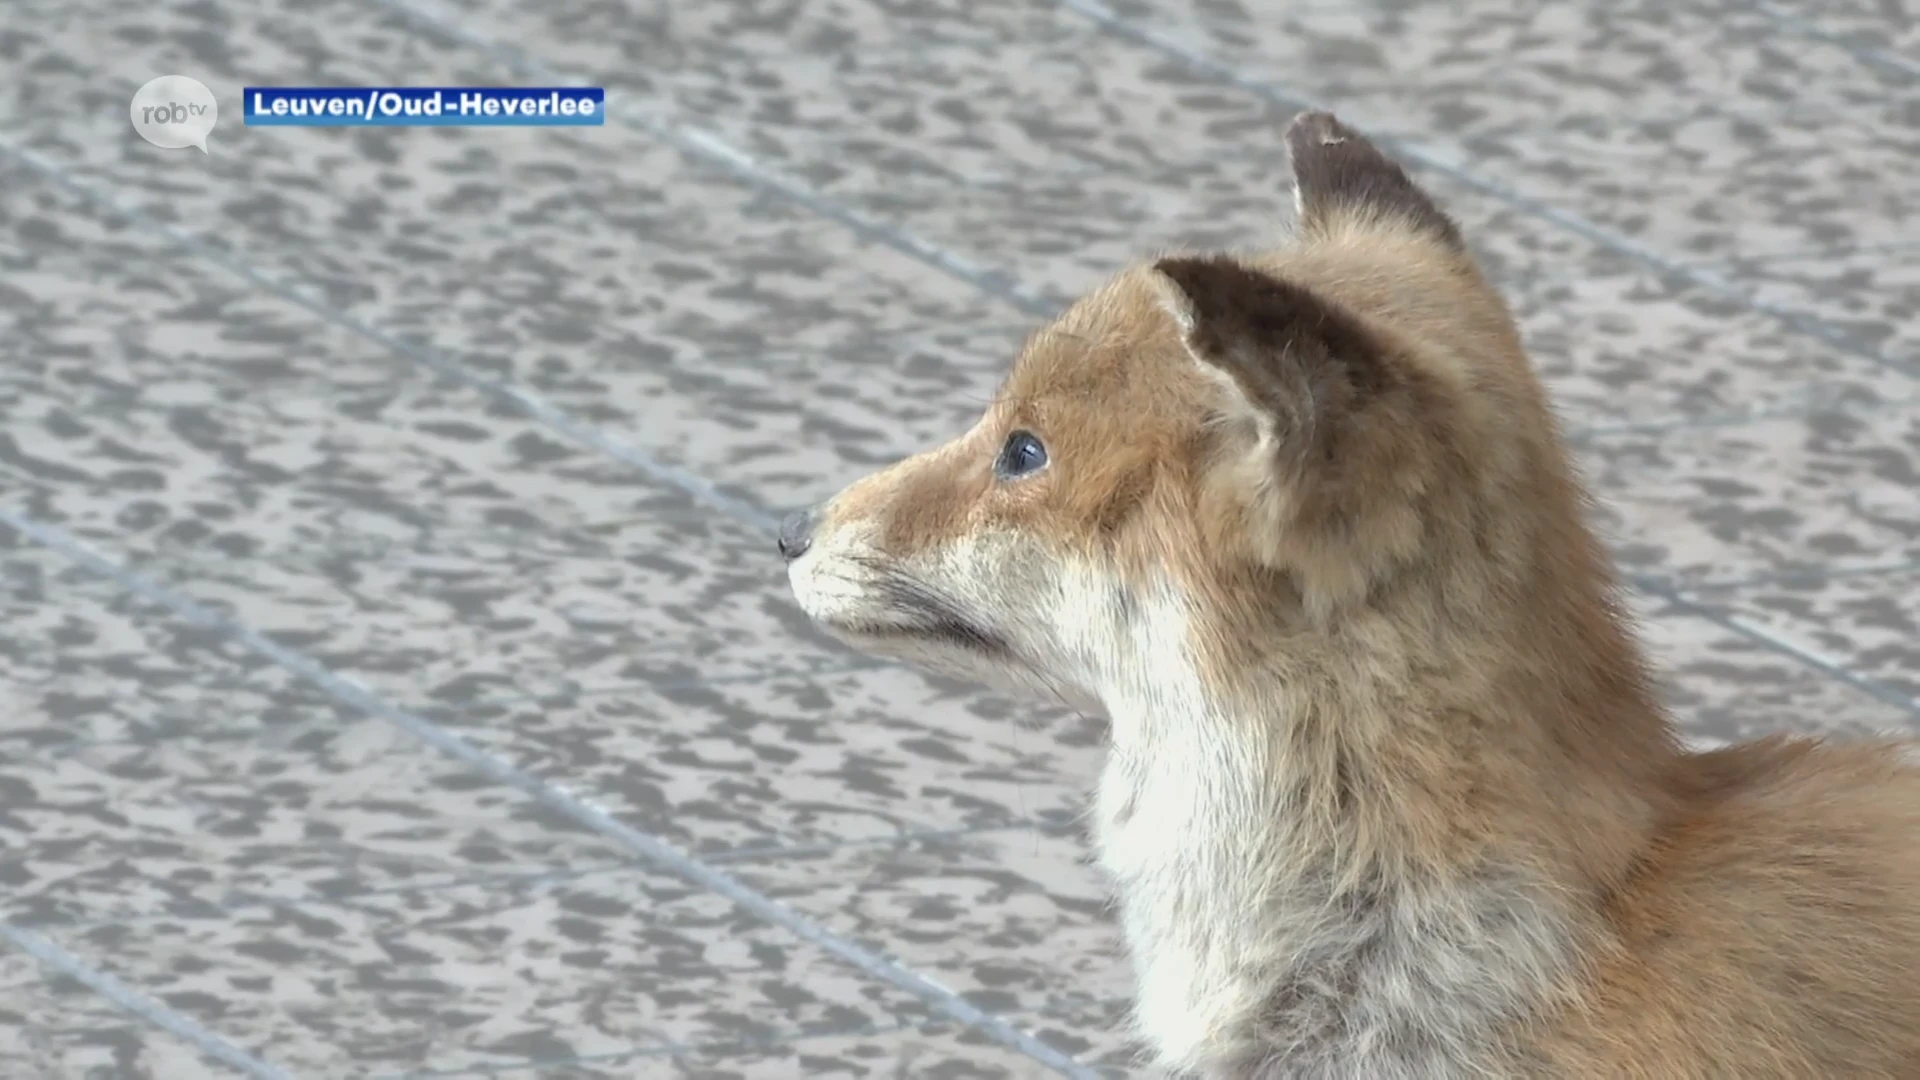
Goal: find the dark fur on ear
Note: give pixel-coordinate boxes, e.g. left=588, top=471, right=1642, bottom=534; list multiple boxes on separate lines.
left=1154, top=254, right=1395, bottom=451
left=1154, top=253, right=1454, bottom=611
left=1286, top=111, right=1462, bottom=251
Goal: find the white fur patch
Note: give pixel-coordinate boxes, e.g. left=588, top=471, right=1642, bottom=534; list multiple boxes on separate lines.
left=1088, top=586, right=1573, bottom=1079
left=786, top=519, right=882, bottom=627
left=788, top=519, right=1111, bottom=712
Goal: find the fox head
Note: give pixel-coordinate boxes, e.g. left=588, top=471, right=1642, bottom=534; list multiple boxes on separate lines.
left=781, top=112, right=1639, bottom=754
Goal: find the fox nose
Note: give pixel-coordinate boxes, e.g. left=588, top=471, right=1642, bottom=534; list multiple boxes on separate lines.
left=777, top=507, right=817, bottom=562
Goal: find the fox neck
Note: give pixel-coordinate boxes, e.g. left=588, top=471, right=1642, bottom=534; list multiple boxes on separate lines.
left=1085, top=581, right=1673, bottom=1078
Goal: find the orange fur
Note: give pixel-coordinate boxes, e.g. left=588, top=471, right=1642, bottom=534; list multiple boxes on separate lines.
left=785, top=111, right=1920, bottom=1078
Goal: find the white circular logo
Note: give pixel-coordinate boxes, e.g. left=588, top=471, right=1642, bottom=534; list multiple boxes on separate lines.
left=130, top=75, right=218, bottom=152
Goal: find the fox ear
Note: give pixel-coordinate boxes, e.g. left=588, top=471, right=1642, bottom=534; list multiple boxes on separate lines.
left=1152, top=254, right=1391, bottom=450
left=1285, top=110, right=1462, bottom=251
left=1153, top=254, right=1440, bottom=612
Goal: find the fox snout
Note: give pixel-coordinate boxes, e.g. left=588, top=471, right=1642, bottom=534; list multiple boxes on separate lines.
left=775, top=506, right=817, bottom=562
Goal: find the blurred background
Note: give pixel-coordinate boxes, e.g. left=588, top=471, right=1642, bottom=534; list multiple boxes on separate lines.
left=1, top=0, right=1916, bottom=1076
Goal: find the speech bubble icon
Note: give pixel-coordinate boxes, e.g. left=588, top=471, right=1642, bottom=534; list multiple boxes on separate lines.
left=130, top=75, right=218, bottom=153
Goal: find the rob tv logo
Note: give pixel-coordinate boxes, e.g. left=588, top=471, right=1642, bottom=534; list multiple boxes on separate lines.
left=130, top=75, right=219, bottom=152
left=141, top=100, right=209, bottom=125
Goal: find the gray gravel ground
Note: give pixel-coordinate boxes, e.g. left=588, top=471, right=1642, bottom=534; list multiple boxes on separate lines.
left=2, top=0, right=1917, bottom=1076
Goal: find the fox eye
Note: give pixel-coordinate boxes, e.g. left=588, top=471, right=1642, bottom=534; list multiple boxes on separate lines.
left=994, top=430, right=1049, bottom=480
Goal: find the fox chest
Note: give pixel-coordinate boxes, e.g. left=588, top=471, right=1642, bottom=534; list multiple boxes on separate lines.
left=1091, top=752, right=1539, bottom=1080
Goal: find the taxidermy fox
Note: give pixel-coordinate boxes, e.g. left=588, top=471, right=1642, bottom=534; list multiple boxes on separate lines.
left=781, top=111, right=1920, bottom=1079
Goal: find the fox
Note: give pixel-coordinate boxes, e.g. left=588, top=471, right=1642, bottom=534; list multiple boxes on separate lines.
left=777, top=111, right=1920, bottom=1079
